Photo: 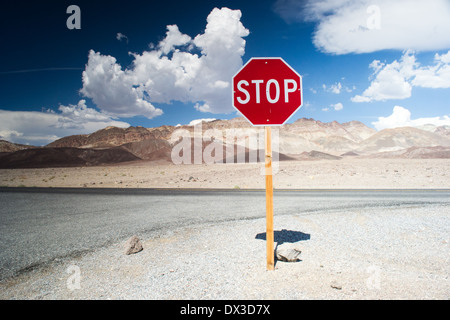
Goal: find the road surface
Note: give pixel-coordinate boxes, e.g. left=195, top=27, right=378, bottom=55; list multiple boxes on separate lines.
left=0, top=187, right=449, bottom=280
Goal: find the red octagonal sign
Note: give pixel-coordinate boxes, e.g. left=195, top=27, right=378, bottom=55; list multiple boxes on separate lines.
left=233, top=57, right=302, bottom=126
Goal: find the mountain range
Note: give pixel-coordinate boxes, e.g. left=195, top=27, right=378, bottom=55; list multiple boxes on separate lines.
left=0, top=117, right=449, bottom=168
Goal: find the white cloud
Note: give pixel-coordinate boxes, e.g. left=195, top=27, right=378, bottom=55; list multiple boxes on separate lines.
left=81, top=7, right=249, bottom=117
left=323, top=82, right=342, bottom=94
left=57, top=100, right=120, bottom=129
left=116, top=33, right=128, bottom=43
left=158, top=25, right=191, bottom=55
left=352, top=50, right=450, bottom=102
left=188, top=118, right=217, bottom=126
left=275, top=0, right=450, bottom=54
left=323, top=81, right=355, bottom=94
left=0, top=103, right=129, bottom=146
left=332, top=102, right=343, bottom=111
left=352, top=55, right=413, bottom=102
left=194, top=103, right=212, bottom=113
left=372, top=106, right=450, bottom=130
left=411, top=51, right=450, bottom=88
left=80, top=50, right=164, bottom=119
left=332, top=83, right=342, bottom=94
left=0, top=130, right=24, bottom=142
left=323, top=102, right=344, bottom=112
left=345, top=85, right=356, bottom=93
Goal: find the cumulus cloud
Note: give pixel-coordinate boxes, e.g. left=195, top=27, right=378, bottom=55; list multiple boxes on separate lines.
left=80, top=50, right=164, bottom=119
left=352, top=54, right=413, bottom=102
left=352, top=50, right=450, bottom=102
left=274, top=0, right=450, bottom=54
left=411, top=51, right=450, bottom=88
left=80, top=7, right=249, bottom=117
left=0, top=102, right=129, bottom=146
left=157, top=25, right=192, bottom=55
left=57, top=100, right=121, bottom=129
left=332, top=102, right=343, bottom=111
left=322, top=102, right=343, bottom=112
left=372, top=106, right=450, bottom=130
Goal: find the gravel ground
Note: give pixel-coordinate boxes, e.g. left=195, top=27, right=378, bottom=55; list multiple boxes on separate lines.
left=1, top=204, right=449, bottom=300
left=1, top=158, right=449, bottom=189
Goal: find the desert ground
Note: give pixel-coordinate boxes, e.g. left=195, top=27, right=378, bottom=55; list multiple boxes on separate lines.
left=1, top=158, right=449, bottom=300
left=1, top=158, right=449, bottom=189
left=1, top=196, right=448, bottom=300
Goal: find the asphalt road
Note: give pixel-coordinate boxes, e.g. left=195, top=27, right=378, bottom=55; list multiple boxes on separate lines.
left=1, top=187, right=449, bottom=280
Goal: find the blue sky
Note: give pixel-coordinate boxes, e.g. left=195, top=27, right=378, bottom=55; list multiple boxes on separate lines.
left=1, top=0, right=450, bottom=145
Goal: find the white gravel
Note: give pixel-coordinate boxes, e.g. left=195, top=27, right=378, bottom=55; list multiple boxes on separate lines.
left=1, top=204, right=449, bottom=300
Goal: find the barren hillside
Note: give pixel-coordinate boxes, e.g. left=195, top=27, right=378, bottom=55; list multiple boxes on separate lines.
left=1, top=117, right=450, bottom=168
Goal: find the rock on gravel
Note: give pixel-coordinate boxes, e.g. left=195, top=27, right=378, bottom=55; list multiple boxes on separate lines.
left=330, top=280, right=343, bottom=290
left=275, top=242, right=302, bottom=262
left=123, top=235, right=143, bottom=255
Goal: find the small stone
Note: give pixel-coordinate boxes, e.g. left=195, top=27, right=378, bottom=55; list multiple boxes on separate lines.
left=123, top=235, right=143, bottom=255
left=275, top=242, right=302, bottom=262
left=330, top=280, right=342, bottom=290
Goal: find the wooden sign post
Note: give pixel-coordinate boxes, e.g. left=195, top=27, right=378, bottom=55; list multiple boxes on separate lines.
left=265, top=126, right=274, bottom=271
left=232, top=57, right=302, bottom=271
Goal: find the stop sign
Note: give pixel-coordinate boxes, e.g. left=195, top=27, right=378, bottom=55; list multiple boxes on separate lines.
left=232, top=57, right=302, bottom=126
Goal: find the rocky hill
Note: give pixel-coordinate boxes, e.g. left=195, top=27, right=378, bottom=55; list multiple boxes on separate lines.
left=366, top=146, right=450, bottom=159
left=47, top=126, right=174, bottom=148
left=0, top=140, right=36, bottom=153
left=1, top=117, right=449, bottom=168
left=0, top=147, right=140, bottom=169
left=355, top=127, right=450, bottom=154
left=434, top=125, right=450, bottom=138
